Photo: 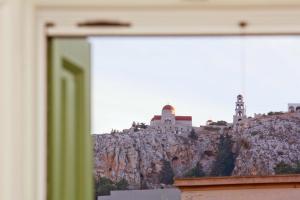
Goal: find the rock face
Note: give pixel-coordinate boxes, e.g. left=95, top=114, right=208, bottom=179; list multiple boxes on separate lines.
left=232, top=113, right=300, bottom=176
left=93, top=127, right=221, bottom=189
left=93, top=113, right=300, bottom=189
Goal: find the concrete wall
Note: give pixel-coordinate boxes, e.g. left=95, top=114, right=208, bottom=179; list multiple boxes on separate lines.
left=181, top=188, right=300, bottom=200
left=98, top=189, right=180, bottom=200
left=175, top=175, right=300, bottom=200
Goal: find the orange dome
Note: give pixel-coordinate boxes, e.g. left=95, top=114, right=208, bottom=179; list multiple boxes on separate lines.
left=162, top=105, right=175, bottom=111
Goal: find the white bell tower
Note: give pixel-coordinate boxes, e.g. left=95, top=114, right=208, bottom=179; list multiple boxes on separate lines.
left=233, top=94, right=247, bottom=124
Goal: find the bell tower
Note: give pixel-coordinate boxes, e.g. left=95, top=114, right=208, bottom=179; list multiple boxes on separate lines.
left=233, top=94, right=247, bottom=124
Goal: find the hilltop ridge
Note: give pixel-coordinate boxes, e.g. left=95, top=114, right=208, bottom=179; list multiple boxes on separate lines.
left=93, top=112, right=300, bottom=189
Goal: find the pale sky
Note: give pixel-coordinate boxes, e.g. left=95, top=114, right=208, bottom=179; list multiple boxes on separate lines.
left=89, top=36, right=300, bottom=134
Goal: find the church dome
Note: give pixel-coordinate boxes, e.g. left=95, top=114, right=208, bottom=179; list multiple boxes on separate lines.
left=162, top=104, right=175, bottom=111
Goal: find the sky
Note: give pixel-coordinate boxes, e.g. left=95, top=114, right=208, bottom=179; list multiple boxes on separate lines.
left=89, top=36, right=300, bottom=134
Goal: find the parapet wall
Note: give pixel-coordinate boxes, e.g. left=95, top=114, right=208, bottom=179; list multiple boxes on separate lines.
left=175, top=175, right=300, bottom=200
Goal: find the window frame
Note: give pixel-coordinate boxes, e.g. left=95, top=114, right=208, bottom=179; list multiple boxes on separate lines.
left=36, top=5, right=300, bottom=200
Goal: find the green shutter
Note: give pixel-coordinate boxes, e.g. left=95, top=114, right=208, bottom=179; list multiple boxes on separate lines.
left=48, top=38, right=93, bottom=200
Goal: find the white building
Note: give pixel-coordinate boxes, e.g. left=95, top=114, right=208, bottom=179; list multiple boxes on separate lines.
left=150, top=105, right=192, bottom=131
left=288, top=103, right=300, bottom=113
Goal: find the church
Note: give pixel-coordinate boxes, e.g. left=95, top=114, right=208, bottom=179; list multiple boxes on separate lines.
left=150, top=105, right=192, bottom=131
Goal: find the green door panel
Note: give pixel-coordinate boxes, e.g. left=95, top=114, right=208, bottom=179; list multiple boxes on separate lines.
left=48, top=38, right=93, bottom=200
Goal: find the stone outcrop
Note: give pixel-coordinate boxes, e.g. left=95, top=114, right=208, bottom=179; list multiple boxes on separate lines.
left=93, top=112, right=300, bottom=189
left=232, top=113, right=300, bottom=176
left=93, top=127, right=221, bottom=189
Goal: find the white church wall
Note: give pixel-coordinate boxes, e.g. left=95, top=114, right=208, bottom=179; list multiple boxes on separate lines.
left=176, top=120, right=192, bottom=127
left=161, top=110, right=176, bottom=125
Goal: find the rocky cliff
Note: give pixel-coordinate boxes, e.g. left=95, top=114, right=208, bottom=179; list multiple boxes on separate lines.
left=93, top=126, right=222, bottom=189
left=232, top=113, right=300, bottom=176
left=93, top=112, right=300, bottom=189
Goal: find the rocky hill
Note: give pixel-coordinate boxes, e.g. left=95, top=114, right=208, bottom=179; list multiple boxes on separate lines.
left=93, top=112, right=300, bottom=189
left=232, top=113, right=300, bottom=176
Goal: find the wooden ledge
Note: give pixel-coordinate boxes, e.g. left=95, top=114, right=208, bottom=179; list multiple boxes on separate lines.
left=174, top=175, right=300, bottom=190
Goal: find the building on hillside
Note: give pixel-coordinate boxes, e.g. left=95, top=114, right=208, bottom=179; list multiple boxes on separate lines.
left=206, top=119, right=213, bottom=126
left=288, top=103, right=300, bottom=113
left=233, top=94, right=247, bottom=125
left=150, top=105, right=192, bottom=132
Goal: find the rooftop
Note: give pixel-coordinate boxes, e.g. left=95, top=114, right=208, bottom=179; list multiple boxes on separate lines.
left=174, top=175, right=300, bottom=190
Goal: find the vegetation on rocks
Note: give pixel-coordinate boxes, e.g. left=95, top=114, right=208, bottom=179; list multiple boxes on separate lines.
left=274, top=161, right=300, bottom=174
left=183, top=162, right=206, bottom=178
left=209, top=121, right=228, bottom=126
left=95, top=177, right=129, bottom=197
left=210, top=134, right=236, bottom=176
left=132, top=121, right=148, bottom=132
left=188, top=128, right=198, bottom=140
left=159, top=159, right=175, bottom=185
left=267, top=112, right=284, bottom=116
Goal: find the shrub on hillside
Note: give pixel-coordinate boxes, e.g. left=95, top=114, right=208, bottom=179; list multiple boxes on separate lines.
left=95, top=177, right=129, bottom=197
left=274, top=161, right=300, bottom=174
left=184, top=162, right=206, bottom=178
left=115, top=178, right=129, bottom=190
left=210, top=134, right=236, bottom=176
left=267, top=112, right=284, bottom=116
left=188, top=128, right=198, bottom=140
left=132, top=122, right=148, bottom=132
left=159, top=159, right=175, bottom=185
left=210, top=121, right=228, bottom=126
left=95, top=177, right=116, bottom=197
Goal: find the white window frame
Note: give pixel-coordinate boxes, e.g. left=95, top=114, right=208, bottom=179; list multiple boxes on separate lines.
left=37, top=5, right=300, bottom=200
